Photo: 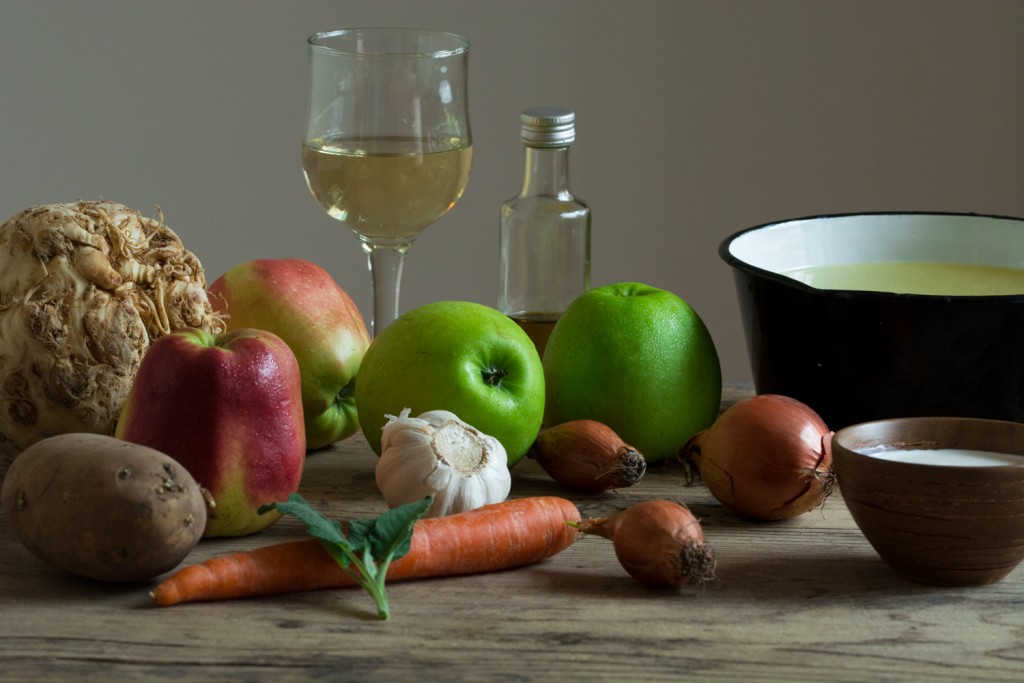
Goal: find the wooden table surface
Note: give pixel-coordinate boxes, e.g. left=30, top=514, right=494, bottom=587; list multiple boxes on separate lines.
left=1, top=386, right=1022, bottom=682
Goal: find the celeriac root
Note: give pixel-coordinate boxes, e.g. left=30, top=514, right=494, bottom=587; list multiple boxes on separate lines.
left=0, top=201, right=224, bottom=463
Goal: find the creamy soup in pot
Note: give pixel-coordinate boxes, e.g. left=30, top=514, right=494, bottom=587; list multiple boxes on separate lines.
left=781, top=261, right=1024, bottom=296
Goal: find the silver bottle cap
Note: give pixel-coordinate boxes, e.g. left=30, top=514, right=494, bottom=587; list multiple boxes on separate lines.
left=520, top=107, right=575, bottom=148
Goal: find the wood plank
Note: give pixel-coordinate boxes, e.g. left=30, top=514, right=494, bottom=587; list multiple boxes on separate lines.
left=1, top=385, right=1022, bottom=681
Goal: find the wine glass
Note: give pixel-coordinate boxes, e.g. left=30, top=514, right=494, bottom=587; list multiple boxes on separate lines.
left=302, top=28, right=472, bottom=336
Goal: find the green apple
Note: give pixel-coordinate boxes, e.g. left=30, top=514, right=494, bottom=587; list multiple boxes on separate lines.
left=115, top=327, right=306, bottom=537
left=209, top=258, right=370, bottom=450
left=355, top=301, right=545, bottom=466
left=542, top=282, right=722, bottom=463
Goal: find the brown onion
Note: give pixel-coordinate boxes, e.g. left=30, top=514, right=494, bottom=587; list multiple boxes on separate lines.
left=529, top=420, right=646, bottom=492
left=679, top=394, right=834, bottom=520
left=577, top=499, right=716, bottom=587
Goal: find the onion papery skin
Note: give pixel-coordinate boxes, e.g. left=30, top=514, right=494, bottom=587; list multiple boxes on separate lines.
left=578, top=500, right=717, bottom=587
left=681, top=394, right=834, bottom=521
left=529, top=420, right=647, bottom=492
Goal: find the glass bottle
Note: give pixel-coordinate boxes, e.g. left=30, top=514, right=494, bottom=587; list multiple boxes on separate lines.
left=498, top=107, right=591, bottom=357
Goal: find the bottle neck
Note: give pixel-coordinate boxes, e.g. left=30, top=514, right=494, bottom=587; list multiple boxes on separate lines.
left=520, top=145, right=573, bottom=199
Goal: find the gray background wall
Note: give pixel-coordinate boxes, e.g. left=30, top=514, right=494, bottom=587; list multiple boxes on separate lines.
left=2, top=0, right=1023, bottom=383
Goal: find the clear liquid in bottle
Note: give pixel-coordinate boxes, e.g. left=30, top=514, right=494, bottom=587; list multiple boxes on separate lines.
left=498, top=108, right=590, bottom=357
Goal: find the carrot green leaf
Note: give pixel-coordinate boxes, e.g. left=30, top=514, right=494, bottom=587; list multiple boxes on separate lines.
left=262, top=494, right=432, bottom=619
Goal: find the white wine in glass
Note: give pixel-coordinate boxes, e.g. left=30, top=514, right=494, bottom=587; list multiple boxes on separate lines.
left=302, top=136, right=472, bottom=242
left=303, top=29, right=472, bottom=336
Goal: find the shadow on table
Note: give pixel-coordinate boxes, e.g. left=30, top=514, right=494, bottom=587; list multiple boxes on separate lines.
left=530, top=547, right=973, bottom=605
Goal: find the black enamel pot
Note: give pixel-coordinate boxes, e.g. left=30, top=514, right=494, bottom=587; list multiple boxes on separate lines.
left=720, top=212, right=1024, bottom=430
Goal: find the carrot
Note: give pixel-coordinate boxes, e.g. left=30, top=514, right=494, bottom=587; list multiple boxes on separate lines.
left=151, top=495, right=580, bottom=607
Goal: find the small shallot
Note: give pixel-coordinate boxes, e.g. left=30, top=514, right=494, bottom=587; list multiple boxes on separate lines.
left=576, top=499, right=716, bottom=587
left=680, top=394, right=835, bottom=521
left=529, top=420, right=646, bottom=492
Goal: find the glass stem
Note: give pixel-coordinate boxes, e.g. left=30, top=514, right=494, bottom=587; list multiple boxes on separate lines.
left=362, top=241, right=409, bottom=337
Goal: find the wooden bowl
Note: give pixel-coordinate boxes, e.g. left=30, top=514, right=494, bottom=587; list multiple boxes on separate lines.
left=833, top=417, right=1024, bottom=586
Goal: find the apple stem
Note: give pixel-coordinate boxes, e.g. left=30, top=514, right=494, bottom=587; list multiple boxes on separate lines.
left=481, top=365, right=509, bottom=387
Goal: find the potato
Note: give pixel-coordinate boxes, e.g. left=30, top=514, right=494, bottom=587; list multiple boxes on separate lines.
left=1, top=433, right=207, bottom=582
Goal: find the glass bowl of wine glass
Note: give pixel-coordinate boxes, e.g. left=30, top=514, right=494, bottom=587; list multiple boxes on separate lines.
left=303, top=28, right=472, bottom=336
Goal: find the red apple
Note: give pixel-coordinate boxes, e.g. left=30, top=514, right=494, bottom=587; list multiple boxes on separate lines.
left=209, top=259, right=370, bottom=450
left=115, top=327, right=306, bottom=537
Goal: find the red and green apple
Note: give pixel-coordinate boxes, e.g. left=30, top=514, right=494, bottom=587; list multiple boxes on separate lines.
left=209, top=258, right=370, bottom=450
left=115, top=327, right=306, bottom=537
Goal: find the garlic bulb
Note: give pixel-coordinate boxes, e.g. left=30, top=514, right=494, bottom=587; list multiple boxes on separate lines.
left=376, top=409, right=512, bottom=518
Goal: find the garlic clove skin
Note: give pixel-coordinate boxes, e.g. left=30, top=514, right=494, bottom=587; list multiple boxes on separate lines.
left=376, top=409, right=512, bottom=518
